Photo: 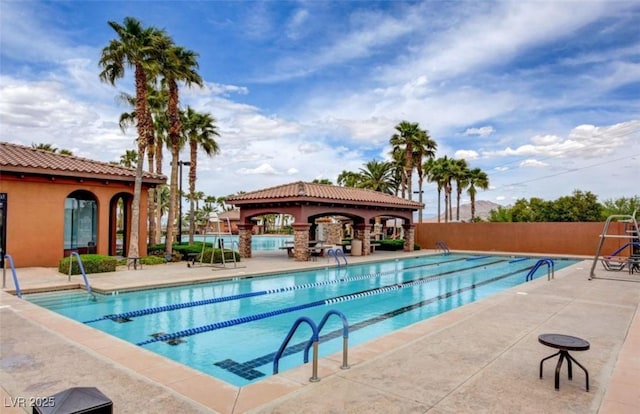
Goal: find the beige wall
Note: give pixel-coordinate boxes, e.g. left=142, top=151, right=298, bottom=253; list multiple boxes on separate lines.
left=1, top=175, right=150, bottom=267
left=415, top=222, right=630, bottom=257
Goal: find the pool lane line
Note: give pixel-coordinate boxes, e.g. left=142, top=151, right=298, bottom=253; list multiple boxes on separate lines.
left=83, top=256, right=472, bottom=324
left=215, top=264, right=534, bottom=379
left=135, top=258, right=509, bottom=346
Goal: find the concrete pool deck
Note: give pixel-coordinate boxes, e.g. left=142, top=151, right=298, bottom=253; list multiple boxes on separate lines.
left=1, top=250, right=639, bottom=413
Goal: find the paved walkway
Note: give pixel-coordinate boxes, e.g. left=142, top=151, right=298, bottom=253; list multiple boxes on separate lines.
left=1, top=251, right=639, bottom=413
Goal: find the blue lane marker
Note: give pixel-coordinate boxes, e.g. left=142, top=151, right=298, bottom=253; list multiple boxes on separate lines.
left=136, top=259, right=508, bottom=346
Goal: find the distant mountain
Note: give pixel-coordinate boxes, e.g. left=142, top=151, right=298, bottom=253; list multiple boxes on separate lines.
left=424, top=200, right=502, bottom=222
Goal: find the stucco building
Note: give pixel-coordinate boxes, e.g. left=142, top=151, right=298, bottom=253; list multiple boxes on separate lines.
left=0, top=142, right=165, bottom=268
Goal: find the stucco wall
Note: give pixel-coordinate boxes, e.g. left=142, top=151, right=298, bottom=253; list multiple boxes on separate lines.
left=1, top=175, right=149, bottom=267
left=414, top=222, right=630, bottom=257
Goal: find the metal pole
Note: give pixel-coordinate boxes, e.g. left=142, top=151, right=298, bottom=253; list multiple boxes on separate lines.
left=178, top=162, right=183, bottom=244
left=310, top=341, right=320, bottom=382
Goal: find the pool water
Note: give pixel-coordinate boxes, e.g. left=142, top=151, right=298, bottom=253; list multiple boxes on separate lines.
left=26, top=254, right=578, bottom=386
left=192, top=234, right=292, bottom=251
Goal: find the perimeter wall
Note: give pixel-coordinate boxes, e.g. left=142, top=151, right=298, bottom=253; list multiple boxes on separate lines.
left=414, top=222, right=630, bottom=257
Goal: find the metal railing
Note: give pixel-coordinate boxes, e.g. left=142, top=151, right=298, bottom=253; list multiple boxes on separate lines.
left=69, top=252, right=95, bottom=299
left=526, top=258, right=554, bottom=281
left=435, top=241, right=450, bottom=255
left=2, top=254, right=21, bottom=298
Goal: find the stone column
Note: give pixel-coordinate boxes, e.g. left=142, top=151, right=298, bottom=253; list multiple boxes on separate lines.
left=293, top=223, right=312, bottom=261
left=403, top=223, right=415, bottom=252
left=355, top=223, right=372, bottom=256
left=326, top=222, right=342, bottom=245
left=237, top=223, right=254, bottom=258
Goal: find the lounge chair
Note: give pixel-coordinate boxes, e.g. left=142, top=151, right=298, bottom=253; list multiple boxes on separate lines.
left=601, top=256, right=627, bottom=271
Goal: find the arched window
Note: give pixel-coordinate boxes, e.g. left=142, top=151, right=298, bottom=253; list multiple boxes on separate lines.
left=64, top=190, right=97, bottom=252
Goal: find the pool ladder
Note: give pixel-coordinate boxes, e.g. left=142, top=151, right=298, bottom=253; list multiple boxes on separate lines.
left=69, top=252, right=95, bottom=300
left=327, top=248, right=348, bottom=267
left=526, top=258, right=554, bottom=281
left=273, top=310, right=350, bottom=382
left=2, top=254, right=22, bottom=298
left=435, top=241, right=450, bottom=255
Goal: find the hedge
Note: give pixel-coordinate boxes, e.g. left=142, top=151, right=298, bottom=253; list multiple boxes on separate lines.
left=58, top=254, right=117, bottom=275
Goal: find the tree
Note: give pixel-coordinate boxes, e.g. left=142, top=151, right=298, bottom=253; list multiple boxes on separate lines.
left=159, top=42, right=203, bottom=254
left=312, top=178, right=333, bottom=185
left=182, top=107, right=220, bottom=243
left=99, top=17, right=166, bottom=259
left=413, top=129, right=437, bottom=223
left=337, top=170, right=362, bottom=187
left=31, top=143, right=73, bottom=155
left=119, top=150, right=138, bottom=168
left=466, top=168, right=489, bottom=221
left=453, top=159, right=469, bottom=222
left=358, top=160, right=394, bottom=193
left=425, top=158, right=445, bottom=223
left=389, top=121, right=421, bottom=199
left=601, top=196, right=640, bottom=218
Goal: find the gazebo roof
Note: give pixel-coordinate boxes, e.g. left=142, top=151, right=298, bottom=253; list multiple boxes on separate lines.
left=227, top=181, right=423, bottom=210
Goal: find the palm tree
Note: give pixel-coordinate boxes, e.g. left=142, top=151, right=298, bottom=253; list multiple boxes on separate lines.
left=389, top=121, right=421, bottom=200
left=453, top=159, right=470, bottom=221
left=412, top=129, right=437, bottom=223
left=389, top=148, right=406, bottom=197
left=182, top=106, right=220, bottom=244
left=358, top=160, right=394, bottom=193
left=159, top=42, right=204, bottom=255
left=425, top=158, right=445, bottom=222
left=31, top=143, right=73, bottom=155
left=99, top=17, right=166, bottom=259
left=119, top=150, right=138, bottom=168
left=337, top=170, right=362, bottom=187
left=467, top=168, right=490, bottom=221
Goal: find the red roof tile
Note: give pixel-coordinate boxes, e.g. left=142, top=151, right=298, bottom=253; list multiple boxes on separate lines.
left=0, top=142, right=165, bottom=184
left=227, top=181, right=423, bottom=209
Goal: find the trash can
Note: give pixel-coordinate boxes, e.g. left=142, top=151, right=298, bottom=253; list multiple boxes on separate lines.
left=33, top=387, right=112, bottom=414
left=351, top=239, right=362, bottom=256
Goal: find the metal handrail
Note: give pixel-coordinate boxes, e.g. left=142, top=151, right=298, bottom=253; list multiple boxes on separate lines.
left=327, top=248, right=348, bottom=267
left=526, top=258, right=554, bottom=281
left=2, top=254, right=21, bottom=298
left=273, top=316, right=320, bottom=382
left=69, top=252, right=95, bottom=299
left=435, top=241, right=450, bottom=255
left=303, top=310, right=350, bottom=370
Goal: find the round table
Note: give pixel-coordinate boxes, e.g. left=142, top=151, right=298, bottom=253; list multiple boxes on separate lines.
left=538, top=333, right=590, bottom=391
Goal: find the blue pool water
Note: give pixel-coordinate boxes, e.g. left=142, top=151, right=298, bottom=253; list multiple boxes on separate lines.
left=26, top=254, right=578, bottom=386
left=192, top=234, right=292, bottom=251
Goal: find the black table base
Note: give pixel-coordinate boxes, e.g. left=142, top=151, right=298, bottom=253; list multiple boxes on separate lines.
left=539, top=350, right=589, bottom=391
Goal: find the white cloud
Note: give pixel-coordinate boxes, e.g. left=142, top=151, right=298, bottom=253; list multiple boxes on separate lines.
left=454, top=150, right=479, bottom=160
left=520, top=159, right=548, bottom=168
left=237, top=163, right=280, bottom=175
left=464, top=126, right=495, bottom=137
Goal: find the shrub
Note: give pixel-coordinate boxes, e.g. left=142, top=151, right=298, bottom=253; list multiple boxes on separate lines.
left=377, top=239, right=405, bottom=251
left=141, top=256, right=166, bottom=265
left=58, top=254, right=117, bottom=274
left=199, top=248, right=241, bottom=264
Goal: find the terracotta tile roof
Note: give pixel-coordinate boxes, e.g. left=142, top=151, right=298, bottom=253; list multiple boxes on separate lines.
left=227, top=181, right=423, bottom=209
left=0, top=142, right=165, bottom=184
left=218, top=209, right=240, bottom=220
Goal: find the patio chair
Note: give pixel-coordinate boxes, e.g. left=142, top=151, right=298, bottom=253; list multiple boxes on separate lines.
left=601, top=256, right=627, bottom=271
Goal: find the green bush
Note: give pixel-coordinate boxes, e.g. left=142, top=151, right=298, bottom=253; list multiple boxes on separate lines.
left=58, top=254, right=117, bottom=274
left=141, top=256, right=166, bottom=265
left=377, top=239, right=405, bottom=251
left=199, top=248, right=241, bottom=264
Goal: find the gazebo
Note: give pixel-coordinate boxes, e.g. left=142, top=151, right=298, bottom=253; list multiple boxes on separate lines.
left=226, top=181, right=423, bottom=261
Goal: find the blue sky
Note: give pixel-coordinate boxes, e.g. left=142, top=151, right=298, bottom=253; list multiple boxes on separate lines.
left=1, top=0, right=639, bottom=218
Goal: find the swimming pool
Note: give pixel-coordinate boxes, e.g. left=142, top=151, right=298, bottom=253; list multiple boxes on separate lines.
left=26, top=254, right=578, bottom=387
left=192, top=234, right=292, bottom=250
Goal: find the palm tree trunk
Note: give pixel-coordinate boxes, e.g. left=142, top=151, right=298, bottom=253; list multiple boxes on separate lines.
left=154, top=144, right=163, bottom=245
